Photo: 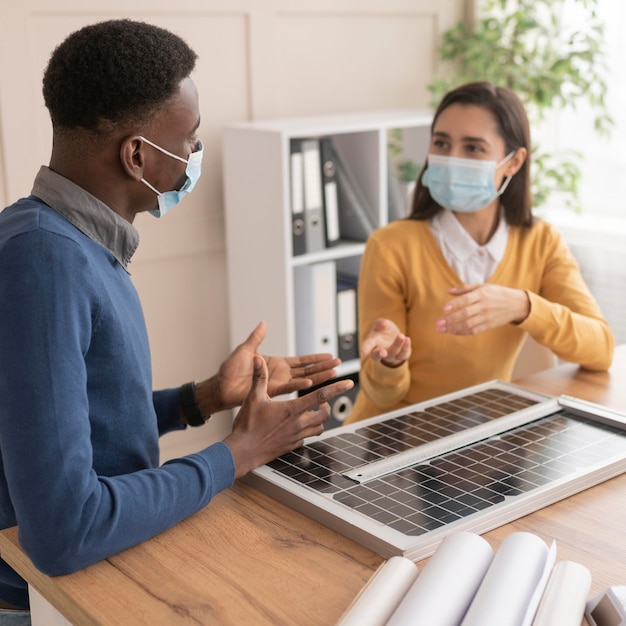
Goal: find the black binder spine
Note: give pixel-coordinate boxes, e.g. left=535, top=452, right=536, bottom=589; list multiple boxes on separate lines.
left=290, top=139, right=306, bottom=256
left=320, top=138, right=340, bottom=248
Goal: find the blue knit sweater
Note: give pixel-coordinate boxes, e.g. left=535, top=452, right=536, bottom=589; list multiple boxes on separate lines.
left=0, top=169, right=235, bottom=608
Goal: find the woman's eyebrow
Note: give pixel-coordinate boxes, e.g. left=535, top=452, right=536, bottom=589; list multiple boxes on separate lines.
left=462, top=135, right=490, bottom=144
left=432, top=130, right=490, bottom=145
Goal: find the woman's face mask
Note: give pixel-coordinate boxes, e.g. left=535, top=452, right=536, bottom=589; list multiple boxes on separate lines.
left=139, top=136, right=204, bottom=218
left=422, top=151, right=515, bottom=213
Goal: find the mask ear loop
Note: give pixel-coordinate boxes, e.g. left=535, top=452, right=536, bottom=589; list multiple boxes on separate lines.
left=139, top=136, right=189, bottom=163
left=496, top=150, right=518, bottom=195
left=497, top=175, right=513, bottom=195
left=140, top=177, right=163, bottom=196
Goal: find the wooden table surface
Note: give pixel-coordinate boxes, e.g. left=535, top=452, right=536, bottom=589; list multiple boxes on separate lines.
left=1, top=346, right=626, bottom=625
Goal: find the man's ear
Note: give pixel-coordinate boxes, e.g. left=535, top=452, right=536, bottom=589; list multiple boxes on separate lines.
left=119, top=136, right=145, bottom=181
left=504, top=147, right=528, bottom=177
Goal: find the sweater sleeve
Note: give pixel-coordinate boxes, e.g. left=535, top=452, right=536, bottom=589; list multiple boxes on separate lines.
left=357, top=229, right=412, bottom=409
left=517, top=223, right=614, bottom=370
left=0, top=228, right=235, bottom=577
left=153, top=388, right=186, bottom=436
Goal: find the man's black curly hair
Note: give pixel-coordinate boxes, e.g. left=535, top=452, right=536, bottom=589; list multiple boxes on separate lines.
left=43, top=19, right=198, bottom=131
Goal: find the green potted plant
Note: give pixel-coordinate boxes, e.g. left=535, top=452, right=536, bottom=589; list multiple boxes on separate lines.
left=388, top=127, right=421, bottom=217
left=388, top=128, right=421, bottom=183
left=428, top=0, right=613, bottom=211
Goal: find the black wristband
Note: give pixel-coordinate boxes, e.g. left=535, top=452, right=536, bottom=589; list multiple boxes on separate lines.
left=179, top=381, right=209, bottom=427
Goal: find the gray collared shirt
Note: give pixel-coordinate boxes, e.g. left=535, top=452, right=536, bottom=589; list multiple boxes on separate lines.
left=31, top=166, right=140, bottom=270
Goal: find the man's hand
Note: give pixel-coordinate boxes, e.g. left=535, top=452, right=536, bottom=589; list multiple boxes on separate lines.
left=195, top=321, right=341, bottom=415
left=223, top=356, right=354, bottom=478
left=436, top=284, right=531, bottom=336
left=360, top=318, right=411, bottom=368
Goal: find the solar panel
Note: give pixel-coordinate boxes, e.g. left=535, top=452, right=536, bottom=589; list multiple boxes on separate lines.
left=245, top=381, right=626, bottom=560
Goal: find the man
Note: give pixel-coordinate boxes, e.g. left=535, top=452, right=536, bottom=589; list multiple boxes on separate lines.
left=0, top=19, right=353, bottom=615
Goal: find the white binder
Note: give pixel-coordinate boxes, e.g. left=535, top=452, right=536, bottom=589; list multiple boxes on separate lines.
left=336, top=272, right=358, bottom=362
left=301, top=139, right=325, bottom=253
left=294, top=261, right=338, bottom=357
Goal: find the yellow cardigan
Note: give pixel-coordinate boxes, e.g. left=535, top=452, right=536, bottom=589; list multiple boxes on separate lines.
left=346, top=218, right=614, bottom=424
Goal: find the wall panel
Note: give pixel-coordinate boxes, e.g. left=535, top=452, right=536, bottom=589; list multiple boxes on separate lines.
left=271, top=13, right=436, bottom=117
left=0, top=1, right=468, bottom=459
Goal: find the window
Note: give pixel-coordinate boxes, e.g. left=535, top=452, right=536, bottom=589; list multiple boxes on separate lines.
left=546, top=0, right=626, bottom=218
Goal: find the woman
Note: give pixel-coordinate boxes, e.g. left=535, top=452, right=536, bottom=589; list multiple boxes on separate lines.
left=345, top=81, right=613, bottom=424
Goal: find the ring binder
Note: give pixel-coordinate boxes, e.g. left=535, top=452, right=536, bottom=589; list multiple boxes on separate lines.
left=332, top=142, right=377, bottom=242
left=301, top=139, right=326, bottom=253
left=294, top=260, right=338, bottom=357
left=336, top=272, right=359, bottom=362
left=320, top=138, right=340, bottom=248
left=329, top=376, right=359, bottom=429
left=290, top=139, right=306, bottom=256
left=298, top=372, right=360, bottom=430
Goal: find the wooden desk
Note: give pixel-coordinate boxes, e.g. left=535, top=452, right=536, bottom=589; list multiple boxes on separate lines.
left=2, top=346, right=626, bottom=625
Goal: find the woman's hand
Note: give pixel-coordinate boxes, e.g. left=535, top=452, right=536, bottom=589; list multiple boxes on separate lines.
left=436, top=284, right=531, bottom=335
left=360, top=318, right=411, bottom=368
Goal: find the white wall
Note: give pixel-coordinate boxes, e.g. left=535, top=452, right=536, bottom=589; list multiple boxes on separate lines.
left=0, top=0, right=469, bottom=459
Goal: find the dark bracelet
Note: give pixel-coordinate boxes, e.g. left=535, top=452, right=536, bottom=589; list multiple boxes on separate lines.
left=179, top=381, right=210, bottom=427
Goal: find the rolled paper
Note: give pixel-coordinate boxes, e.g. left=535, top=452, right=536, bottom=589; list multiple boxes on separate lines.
left=387, top=531, right=494, bottom=626
left=338, top=556, right=419, bottom=626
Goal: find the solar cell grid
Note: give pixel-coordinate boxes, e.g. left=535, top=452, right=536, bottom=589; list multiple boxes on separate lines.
left=269, top=405, right=626, bottom=537
left=267, top=388, right=539, bottom=488
left=250, top=383, right=626, bottom=559
left=356, top=410, right=624, bottom=535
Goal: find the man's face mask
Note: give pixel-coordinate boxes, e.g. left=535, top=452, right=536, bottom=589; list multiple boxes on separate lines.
left=422, top=151, right=515, bottom=214
left=140, top=136, right=203, bottom=218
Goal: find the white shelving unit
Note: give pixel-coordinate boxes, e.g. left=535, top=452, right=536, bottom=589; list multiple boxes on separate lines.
left=222, top=110, right=432, bottom=386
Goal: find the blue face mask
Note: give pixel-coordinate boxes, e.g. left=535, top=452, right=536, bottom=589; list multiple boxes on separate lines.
left=422, top=152, right=515, bottom=213
left=140, top=137, right=203, bottom=218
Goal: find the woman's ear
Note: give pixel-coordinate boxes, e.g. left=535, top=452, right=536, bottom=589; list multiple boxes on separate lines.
left=504, top=147, right=528, bottom=177
left=119, top=136, right=145, bottom=181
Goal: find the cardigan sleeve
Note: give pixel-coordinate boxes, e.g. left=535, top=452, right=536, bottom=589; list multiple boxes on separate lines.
left=357, top=229, right=412, bottom=409
left=517, top=222, right=614, bottom=370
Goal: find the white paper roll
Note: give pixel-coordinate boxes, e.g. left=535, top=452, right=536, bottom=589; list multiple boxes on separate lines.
left=461, top=531, right=550, bottom=626
left=387, top=531, right=494, bottom=626
left=532, top=560, right=592, bottom=626
left=337, top=556, right=419, bottom=626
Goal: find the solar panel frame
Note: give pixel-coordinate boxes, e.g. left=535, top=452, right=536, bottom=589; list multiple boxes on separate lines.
left=244, top=381, right=626, bottom=561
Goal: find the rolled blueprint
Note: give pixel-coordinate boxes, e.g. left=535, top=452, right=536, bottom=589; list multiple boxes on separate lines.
left=387, top=531, right=494, bottom=626
left=337, top=556, right=419, bottom=626
left=461, top=531, right=553, bottom=626
left=532, top=560, right=592, bottom=626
